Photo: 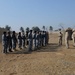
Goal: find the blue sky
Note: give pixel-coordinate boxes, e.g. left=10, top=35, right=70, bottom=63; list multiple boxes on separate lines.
left=0, top=0, right=75, bottom=31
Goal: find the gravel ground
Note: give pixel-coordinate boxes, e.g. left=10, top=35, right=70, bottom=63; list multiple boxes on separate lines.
left=0, top=33, right=75, bottom=75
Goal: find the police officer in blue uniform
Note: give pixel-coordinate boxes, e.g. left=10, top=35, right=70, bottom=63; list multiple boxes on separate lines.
left=7, top=31, right=12, bottom=52
left=36, top=31, right=40, bottom=48
left=28, top=30, right=33, bottom=51
left=2, top=31, right=8, bottom=53
left=18, top=32, right=22, bottom=49
left=39, top=31, right=42, bottom=47
left=12, top=31, right=17, bottom=51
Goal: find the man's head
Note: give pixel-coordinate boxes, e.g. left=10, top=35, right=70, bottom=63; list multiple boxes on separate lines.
left=34, top=31, right=36, bottom=33
left=60, top=32, right=61, bottom=34
left=19, top=32, right=21, bottom=35
left=7, top=31, right=11, bottom=35
left=3, top=31, right=6, bottom=35
left=30, top=30, right=32, bottom=33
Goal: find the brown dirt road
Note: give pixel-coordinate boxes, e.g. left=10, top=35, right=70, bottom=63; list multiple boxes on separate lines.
left=0, top=33, right=75, bottom=75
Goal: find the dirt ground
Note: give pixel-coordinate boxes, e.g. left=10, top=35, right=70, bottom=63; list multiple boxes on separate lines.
left=0, top=32, right=75, bottom=75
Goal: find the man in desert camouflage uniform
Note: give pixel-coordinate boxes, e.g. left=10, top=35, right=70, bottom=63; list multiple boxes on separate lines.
left=36, top=31, right=40, bottom=49
left=33, top=31, right=37, bottom=50
left=65, top=30, right=69, bottom=49
left=72, top=29, right=75, bottom=46
left=58, top=32, right=63, bottom=46
left=22, top=32, right=26, bottom=48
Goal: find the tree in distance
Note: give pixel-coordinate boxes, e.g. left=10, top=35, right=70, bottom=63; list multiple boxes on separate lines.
left=5, top=25, right=11, bottom=31
left=20, top=27, right=24, bottom=32
left=32, top=26, right=40, bottom=32
left=26, top=27, right=30, bottom=32
left=49, top=26, right=53, bottom=32
left=42, top=26, right=45, bottom=31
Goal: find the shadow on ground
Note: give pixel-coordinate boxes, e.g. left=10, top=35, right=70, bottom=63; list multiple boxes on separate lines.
left=7, top=48, right=32, bottom=54
left=7, top=43, right=61, bottom=54
left=35, top=43, right=60, bottom=52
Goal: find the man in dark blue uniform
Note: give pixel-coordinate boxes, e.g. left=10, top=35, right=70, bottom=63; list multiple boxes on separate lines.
left=7, top=31, right=12, bottom=52
left=12, top=31, right=17, bottom=51
left=28, top=30, right=33, bottom=51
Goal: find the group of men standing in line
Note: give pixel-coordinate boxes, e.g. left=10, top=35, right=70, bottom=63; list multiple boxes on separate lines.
left=2, top=30, right=49, bottom=53
left=2, top=28, right=75, bottom=54
left=28, top=30, right=49, bottom=51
